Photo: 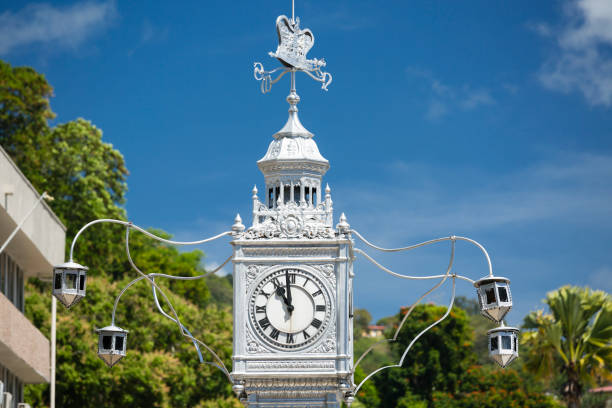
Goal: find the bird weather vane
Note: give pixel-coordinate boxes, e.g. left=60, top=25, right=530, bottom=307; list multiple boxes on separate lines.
left=254, top=13, right=332, bottom=94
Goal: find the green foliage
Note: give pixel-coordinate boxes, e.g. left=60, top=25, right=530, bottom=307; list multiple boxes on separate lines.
left=0, top=60, right=55, bottom=188
left=431, top=365, right=562, bottom=408
left=1, top=60, right=129, bottom=278
left=353, top=335, right=392, bottom=375
left=353, top=366, right=380, bottom=407
left=353, top=308, right=372, bottom=340
left=1, top=60, right=238, bottom=407
left=581, top=392, right=610, bottom=408
left=455, top=296, right=496, bottom=365
left=397, top=390, right=427, bottom=408
left=25, top=275, right=238, bottom=407
left=522, top=286, right=612, bottom=407
left=373, top=304, right=475, bottom=406
left=205, top=274, right=234, bottom=308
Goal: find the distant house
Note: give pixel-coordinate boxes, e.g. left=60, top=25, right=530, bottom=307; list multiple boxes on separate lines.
left=0, top=146, right=66, bottom=407
left=588, top=385, right=612, bottom=408
left=364, top=325, right=386, bottom=338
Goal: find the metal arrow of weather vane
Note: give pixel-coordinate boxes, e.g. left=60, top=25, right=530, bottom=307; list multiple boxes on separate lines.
left=254, top=10, right=332, bottom=93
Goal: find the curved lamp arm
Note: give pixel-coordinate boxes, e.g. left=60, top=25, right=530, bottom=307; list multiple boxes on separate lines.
left=352, top=240, right=456, bottom=373
left=119, top=227, right=233, bottom=381
left=354, top=277, right=456, bottom=395
left=69, top=218, right=232, bottom=262
left=353, top=247, right=474, bottom=284
left=351, top=229, right=493, bottom=277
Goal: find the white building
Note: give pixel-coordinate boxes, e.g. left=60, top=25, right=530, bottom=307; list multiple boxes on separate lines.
left=0, top=146, right=66, bottom=407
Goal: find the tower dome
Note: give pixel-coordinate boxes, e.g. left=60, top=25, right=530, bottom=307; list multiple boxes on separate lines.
left=245, top=80, right=334, bottom=240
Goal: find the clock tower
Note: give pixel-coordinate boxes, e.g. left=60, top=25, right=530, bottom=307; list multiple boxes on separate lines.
left=230, top=68, right=354, bottom=408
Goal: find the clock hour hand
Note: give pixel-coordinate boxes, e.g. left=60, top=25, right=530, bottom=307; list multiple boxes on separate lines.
left=272, top=281, right=294, bottom=313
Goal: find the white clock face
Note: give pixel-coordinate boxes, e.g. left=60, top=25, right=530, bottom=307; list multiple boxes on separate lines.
left=249, top=267, right=332, bottom=350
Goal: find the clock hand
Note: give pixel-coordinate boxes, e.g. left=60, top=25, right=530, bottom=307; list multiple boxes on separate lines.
left=285, top=270, right=293, bottom=312
left=272, top=281, right=294, bottom=313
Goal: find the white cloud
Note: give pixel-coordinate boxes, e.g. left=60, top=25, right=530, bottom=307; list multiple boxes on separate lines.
left=0, top=1, right=116, bottom=55
left=459, top=88, right=494, bottom=110
left=537, top=0, right=612, bottom=106
left=406, top=67, right=496, bottom=120
left=335, top=152, right=612, bottom=241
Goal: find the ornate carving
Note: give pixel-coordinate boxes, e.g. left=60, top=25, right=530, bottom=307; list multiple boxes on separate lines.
left=311, top=263, right=336, bottom=286
left=244, top=199, right=335, bottom=240
left=242, top=247, right=337, bottom=258
left=246, top=264, right=265, bottom=286
left=246, top=329, right=272, bottom=354
left=311, top=337, right=336, bottom=354
left=246, top=360, right=335, bottom=370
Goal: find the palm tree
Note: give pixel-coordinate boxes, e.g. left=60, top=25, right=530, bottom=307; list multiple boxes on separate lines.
left=522, top=286, right=612, bottom=408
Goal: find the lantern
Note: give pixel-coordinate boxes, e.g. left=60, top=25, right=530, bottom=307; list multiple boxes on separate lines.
left=474, top=276, right=512, bottom=322
left=52, top=261, right=88, bottom=308
left=96, top=325, right=128, bottom=367
left=487, top=323, right=519, bottom=368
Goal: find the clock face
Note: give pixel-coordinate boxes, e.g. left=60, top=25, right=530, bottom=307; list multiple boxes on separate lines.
left=249, top=267, right=332, bottom=350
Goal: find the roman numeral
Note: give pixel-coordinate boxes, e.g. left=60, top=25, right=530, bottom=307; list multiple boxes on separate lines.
left=286, top=333, right=295, bottom=344
left=311, top=318, right=322, bottom=329
left=302, top=330, right=311, bottom=340
left=256, top=305, right=266, bottom=313
left=261, top=291, right=271, bottom=299
left=302, top=277, right=309, bottom=287
left=316, top=305, right=326, bottom=312
left=258, top=317, right=270, bottom=329
left=272, top=278, right=282, bottom=288
left=312, top=290, right=323, bottom=297
left=270, top=328, right=280, bottom=340
left=289, top=274, right=296, bottom=284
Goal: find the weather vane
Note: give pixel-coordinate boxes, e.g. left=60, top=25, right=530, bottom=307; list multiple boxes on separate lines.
left=253, top=1, right=332, bottom=94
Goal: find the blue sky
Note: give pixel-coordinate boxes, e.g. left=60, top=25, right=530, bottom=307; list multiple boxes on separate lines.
left=2, top=0, right=611, bottom=326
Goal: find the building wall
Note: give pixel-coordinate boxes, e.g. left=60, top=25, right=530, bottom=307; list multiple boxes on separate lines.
left=0, top=146, right=66, bottom=407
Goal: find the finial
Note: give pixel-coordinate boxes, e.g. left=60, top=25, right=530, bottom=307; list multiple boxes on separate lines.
left=252, top=185, right=258, bottom=198
left=232, top=214, right=245, bottom=234
left=337, top=212, right=350, bottom=234
left=325, top=183, right=331, bottom=194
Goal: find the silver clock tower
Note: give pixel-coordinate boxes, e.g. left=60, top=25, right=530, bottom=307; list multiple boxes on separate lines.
left=230, top=14, right=353, bottom=406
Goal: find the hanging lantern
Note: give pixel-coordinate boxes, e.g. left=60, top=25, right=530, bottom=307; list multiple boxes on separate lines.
left=487, top=323, right=519, bottom=368
left=96, top=325, right=128, bottom=367
left=474, top=276, right=512, bottom=322
left=52, top=261, right=88, bottom=308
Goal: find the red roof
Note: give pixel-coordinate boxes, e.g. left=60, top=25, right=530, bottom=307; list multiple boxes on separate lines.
left=590, top=385, right=612, bottom=393
left=367, top=325, right=385, bottom=330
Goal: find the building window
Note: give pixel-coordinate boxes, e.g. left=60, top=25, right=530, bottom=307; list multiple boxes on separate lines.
left=0, top=253, right=24, bottom=312
left=0, top=362, right=24, bottom=408
left=293, top=185, right=300, bottom=203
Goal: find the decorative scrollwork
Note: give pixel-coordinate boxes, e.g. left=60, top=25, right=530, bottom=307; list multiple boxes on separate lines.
left=253, top=15, right=332, bottom=94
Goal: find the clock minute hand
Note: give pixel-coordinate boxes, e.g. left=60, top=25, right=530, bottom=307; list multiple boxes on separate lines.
left=285, top=270, right=293, bottom=307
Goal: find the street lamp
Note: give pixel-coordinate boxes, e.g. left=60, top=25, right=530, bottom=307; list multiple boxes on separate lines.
left=487, top=323, right=520, bottom=368
left=52, top=261, right=88, bottom=308
left=474, top=276, right=513, bottom=323
left=96, top=325, right=129, bottom=368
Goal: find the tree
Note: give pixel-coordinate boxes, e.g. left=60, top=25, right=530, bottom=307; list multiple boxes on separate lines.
left=431, top=365, right=562, bottom=408
left=1, top=60, right=239, bottom=406
left=25, top=271, right=238, bottom=407
left=0, top=60, right=55, bottom=188
left=1, top=60, right=129, bottom=278
left=373, top=304, right=476, bottom=406
left=353, top=308, right=372, bottom=340
left=522, top=286, right=612, bottom=408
